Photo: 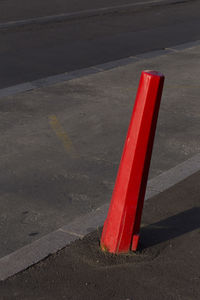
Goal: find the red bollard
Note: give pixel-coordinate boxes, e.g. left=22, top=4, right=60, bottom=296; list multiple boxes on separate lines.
left=101, top=70, right=165, bottom=254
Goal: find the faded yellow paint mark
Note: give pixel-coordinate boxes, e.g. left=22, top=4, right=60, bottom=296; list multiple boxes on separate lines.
left=49, top=115, right=77, bottom=157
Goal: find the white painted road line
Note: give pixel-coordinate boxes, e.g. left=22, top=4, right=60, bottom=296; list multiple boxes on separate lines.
left=0, top=153, right=199, bottom=281
left=0, top=0, right=189, bottom=30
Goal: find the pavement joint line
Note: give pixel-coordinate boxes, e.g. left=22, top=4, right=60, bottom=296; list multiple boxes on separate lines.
left=168, top=40, right=200, bottom=51
left=58, top=228, right=84, bottom=238
left=1, top=39, right=200, bottom=100
left=0, top=152, right=199, bottom=281
left=0, top=0, right=189, bottom=30
left=135, top=48, right=173, bottom=59
left=91, top=66, right=104, bottom=72
left=165, top=47, right=179, bottom=52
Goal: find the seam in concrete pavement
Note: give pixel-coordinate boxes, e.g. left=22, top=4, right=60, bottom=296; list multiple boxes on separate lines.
left=0, top=152, right=199, bottom=281
left=0, top=0, right=189, bottom=30
left=0, top=39, right=200, bottom=100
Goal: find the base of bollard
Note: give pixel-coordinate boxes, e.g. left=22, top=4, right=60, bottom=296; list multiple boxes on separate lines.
left=131, top=234, right=140, bottom=251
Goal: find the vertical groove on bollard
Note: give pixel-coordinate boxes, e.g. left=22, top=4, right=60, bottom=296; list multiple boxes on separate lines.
left=101, top=70, right=165, bottom=254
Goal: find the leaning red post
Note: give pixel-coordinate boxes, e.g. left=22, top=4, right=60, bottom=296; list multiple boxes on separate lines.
left=101, top=70, right=165, bottom=254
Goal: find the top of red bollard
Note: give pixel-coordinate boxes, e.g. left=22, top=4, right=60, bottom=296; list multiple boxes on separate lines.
left=142, top=70, right=164, bottom=78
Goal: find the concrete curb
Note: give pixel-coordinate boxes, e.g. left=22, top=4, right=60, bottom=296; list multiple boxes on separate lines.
left=0, top=153, right=199, bottom=281
left=0, top=0, right=190, bottom=30
left=0, top=39, right=200, bottom=100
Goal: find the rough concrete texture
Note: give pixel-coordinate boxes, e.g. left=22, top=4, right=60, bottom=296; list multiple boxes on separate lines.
left=0, top=45, right=200, bottom=258
left=0, top=171, right=199, bottom=299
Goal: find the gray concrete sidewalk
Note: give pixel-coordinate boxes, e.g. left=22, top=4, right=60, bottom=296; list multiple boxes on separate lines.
left=0, top=171, right=199, bottom=299
left=0, top=43, right=200, bottom=261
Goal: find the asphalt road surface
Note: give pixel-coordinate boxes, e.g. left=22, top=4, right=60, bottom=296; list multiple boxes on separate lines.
left=0, top=0, right=200, bottom=89
left=0, top=0, right=149, bottom=22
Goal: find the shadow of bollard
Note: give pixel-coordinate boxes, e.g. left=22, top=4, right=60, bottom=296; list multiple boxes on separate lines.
left=139, top=207, right=200, bottom=249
